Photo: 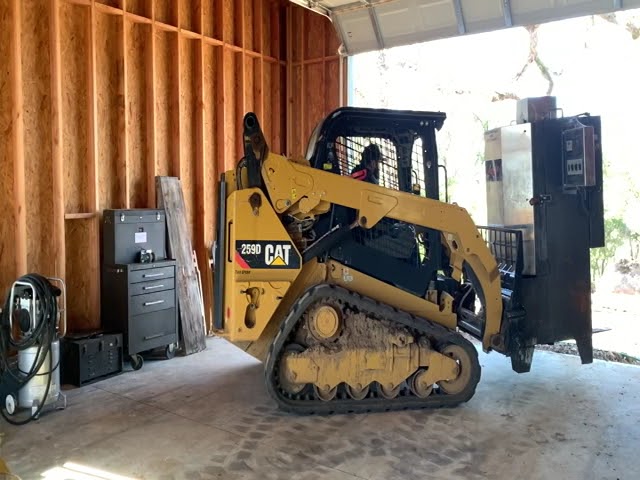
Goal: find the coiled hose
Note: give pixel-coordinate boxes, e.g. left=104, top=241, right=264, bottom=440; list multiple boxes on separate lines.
left=0, top=274, right=60, bottom=425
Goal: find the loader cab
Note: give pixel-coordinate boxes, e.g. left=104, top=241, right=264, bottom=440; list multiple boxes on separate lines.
left=305, top=107, right=452, bottom=297
left=306, top=106, right=447, bottom=201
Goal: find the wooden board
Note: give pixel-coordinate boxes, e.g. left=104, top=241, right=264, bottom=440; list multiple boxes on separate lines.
left=223, top=48, right=238, bottom=171
left=306, top=10, right=325, bottom=59
left=326, top=59, right=342, bottom=118
left=65, top=218, right=99, bottom=331
left=156, top=176, right=206, bottom=354
left=153, top=0, right=176, bottom=25
left=203, top=0, right=215, bottom=38
left=0, top=0, right=16, bottom=293
left=179, top=37, right=196, bottom=236
left=234, top=52, right=245, bottom=161
left=179, top=0, right=198, bottom=32
left=243, top=0, right=253, bottom=51
left=127, top=0, right=150, bottom=18
left=222, top=0, right=235, bottom=43
left=23, top=0, right=54, bottom=275
left=126, top=20, right=150, bottom=208
left=97, top=0, right=121, bottom=9
left=262, top=59, right=272, bottom=144
left=154, top=30, right=174, bottom=178
left=61, top=4, right=89, bottom=214
left=291, top=64, right=303, bottom=155
left=96, top=10, right=124, bottom=211
left=244, top=55, right=255, bottom=114
left=305, top=63, right=324, bottom=145
left=201, top=43, right=216, bottom=331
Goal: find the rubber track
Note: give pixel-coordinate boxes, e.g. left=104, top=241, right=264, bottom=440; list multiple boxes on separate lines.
left=264, top=283, right=481, bottom=415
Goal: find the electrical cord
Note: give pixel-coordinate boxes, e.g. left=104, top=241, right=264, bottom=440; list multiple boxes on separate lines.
left=0, top=274, right=60, bottom=425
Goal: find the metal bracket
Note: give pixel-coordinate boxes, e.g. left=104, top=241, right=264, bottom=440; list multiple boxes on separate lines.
left=503, top=0, right=513, bottom=27
left=453, top=0, right=466, bottom=34
left=529, top=194, right=552, bottom=206
left=364, top=1, right=385, bottom=50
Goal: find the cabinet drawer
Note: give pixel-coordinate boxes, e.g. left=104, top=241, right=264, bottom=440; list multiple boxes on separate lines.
left=129, top=266, right=174, bottom=284
left=130, top=290, right=175, bottom=316
left=129, top=309, right=178, bottom=353
left=130, top=277, right=175, bottom=296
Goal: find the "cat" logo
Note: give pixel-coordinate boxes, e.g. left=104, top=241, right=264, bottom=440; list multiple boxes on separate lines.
left=265, top=244, right=292, bottom=266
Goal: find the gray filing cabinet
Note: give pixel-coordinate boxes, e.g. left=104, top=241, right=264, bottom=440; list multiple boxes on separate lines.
left=101, top=260, right=178, bottom=370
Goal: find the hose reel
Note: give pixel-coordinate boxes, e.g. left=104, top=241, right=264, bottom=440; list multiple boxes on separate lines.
left=0, top=274, right=67, bottom=425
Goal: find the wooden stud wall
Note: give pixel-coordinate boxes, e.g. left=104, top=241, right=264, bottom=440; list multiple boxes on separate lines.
left=0, top=0, right=344, bottom=334
left=287, top=7, right=346, bottom=158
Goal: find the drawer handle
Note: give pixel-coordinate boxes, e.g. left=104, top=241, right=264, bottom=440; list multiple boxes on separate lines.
left=143, top=300, right=165, bottom=306
left=143, top=284, right=165, bottom=290
left=143, top=273, right=164, bottom=278
left=144, top=333, right=164, bottom=340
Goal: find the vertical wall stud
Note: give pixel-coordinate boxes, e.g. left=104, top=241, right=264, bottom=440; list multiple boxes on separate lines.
left=11, top=0, right=27, bottom=276
left=285, top=5, right=292, bottom=156
left=146, top=0, right=157, bottom=206
left=121, top=0, right=130, bottom=207
left=50, top=0, right=66, bottom=280
left=88, top=0, right=99, bottom=212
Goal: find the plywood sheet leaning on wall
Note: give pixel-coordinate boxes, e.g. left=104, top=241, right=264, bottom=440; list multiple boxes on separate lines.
left=156, top=176, right=207, bottom=355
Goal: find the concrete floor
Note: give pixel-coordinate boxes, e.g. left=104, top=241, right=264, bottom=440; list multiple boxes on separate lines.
left=2, top=337, right=639, bottom=480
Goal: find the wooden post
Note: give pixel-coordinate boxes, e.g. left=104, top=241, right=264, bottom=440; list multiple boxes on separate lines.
left=285, top=5, right=292, bottom=156
left=194, top=5, right=212, bottom=331
left=170, top=6, right=181, bottom=177
left=88, top=0, right=101, bottom=327
left=299, top=11, right=305, bottom=154
left=240, top=0, right=246, bottom=116
left=257, top=0, right=265, bottom=123
left=146, top=0, right=157, bottom=207
left=11, top=0, right=27, bottom=276
left=88, top=0, right=99, bottom=212
left=50, top=0, right=66, bottom=280
left=322, top=16, right=327, bottom=116
left=121, top=2, right=130, bottom=207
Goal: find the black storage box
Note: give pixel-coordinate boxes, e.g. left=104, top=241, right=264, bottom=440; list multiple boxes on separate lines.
left=61, top=333, right=123, bottom=386
left=102, top=209, right=167, bottom=265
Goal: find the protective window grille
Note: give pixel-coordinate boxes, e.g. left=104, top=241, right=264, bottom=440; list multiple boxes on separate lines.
left=334, top=136, right=399, bottom=190
left=477, top=226, right=523, bottom=291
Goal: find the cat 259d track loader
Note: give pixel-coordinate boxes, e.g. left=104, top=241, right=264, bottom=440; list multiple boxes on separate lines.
left=212, top=103, right=604, bottom=414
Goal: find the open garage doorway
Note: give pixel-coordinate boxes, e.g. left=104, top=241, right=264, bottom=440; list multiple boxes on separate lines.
left=347, top=9, right=640, bottom=362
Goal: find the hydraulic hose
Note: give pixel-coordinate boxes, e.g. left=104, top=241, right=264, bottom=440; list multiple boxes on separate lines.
left=0, top=274, right=60, bottom=425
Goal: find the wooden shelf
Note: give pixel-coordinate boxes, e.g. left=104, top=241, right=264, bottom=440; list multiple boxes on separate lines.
left=65, top=212, right=97, bottom=220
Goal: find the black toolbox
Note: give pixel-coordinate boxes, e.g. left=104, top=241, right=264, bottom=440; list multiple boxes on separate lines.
left=61, top=332, right=123, bottom=386
left=102, top=209, right=167, bottom=265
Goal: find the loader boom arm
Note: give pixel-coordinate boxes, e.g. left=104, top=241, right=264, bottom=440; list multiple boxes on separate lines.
left=259, top=151, right=504, bottom=351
